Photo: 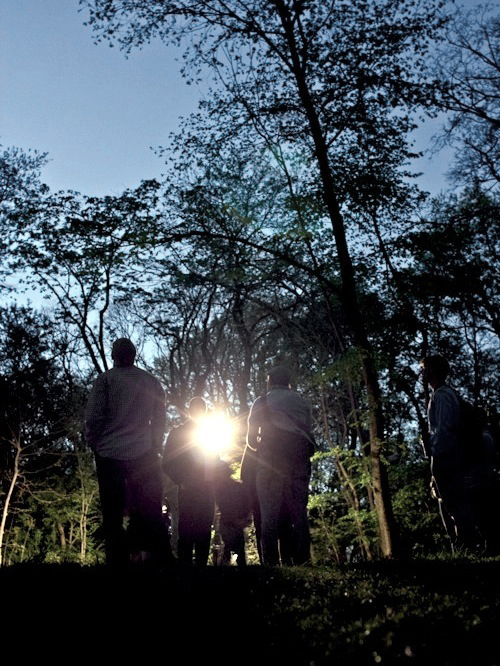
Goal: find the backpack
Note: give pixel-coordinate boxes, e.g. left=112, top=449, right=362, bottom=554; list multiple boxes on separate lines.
left=452, top=389, right=497, bottom=474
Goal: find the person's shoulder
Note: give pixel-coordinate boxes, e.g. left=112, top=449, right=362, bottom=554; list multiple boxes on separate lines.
left=435, top=385, right=457, bottom=397
left=247, top=396, right=265, bottom=421
left=250, top=395, right=265, bottom=409
left=86, top=372, right=104, bottom=402
left=132, top=365, right=153, bottom=377
left=434, top=385, right=460, bottom=406
left=132, top=365, right=163, bottom=385
left=92, top=368, right=112, bottom=385
left=282, top=386, right=309, bottom=404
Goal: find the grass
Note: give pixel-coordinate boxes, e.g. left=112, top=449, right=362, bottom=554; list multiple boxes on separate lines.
left=1, top=557, right=499, bottom=664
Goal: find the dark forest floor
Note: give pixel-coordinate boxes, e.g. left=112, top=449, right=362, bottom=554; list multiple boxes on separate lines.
left=1, top=558, right=499, bottom=665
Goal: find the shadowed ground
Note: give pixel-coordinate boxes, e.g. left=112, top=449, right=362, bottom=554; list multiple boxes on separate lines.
left=1, top=559, right=499, bottom=664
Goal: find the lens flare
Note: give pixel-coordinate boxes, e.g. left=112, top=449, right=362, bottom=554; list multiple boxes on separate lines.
left=194, top=411, right=235, bottom=456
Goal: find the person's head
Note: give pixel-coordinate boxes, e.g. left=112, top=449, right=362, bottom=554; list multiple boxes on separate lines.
left=111, top=338, right=136, bottom=367
left=267, top=365, right=293, bottom=389
left=420, top=354, right=450, bottom=390
left=188, top=396, right=207, bottom=421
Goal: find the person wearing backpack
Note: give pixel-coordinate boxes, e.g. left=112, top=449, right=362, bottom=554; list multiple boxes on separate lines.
left=245, top=365, right=315, bottom=566
left=420, top=354, right=480, bottom=552
left=461, top=405, right=499, bottom=555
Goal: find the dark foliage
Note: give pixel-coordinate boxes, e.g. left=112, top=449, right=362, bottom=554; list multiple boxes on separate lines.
left=2, top=560, right=499, bottom=664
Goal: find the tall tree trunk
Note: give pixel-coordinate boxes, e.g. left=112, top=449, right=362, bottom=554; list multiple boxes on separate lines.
left=280, top=16, right=398, bottom=556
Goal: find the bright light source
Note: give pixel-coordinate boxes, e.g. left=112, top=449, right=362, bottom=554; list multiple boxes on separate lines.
left=194, top=411, right=235, bottom=457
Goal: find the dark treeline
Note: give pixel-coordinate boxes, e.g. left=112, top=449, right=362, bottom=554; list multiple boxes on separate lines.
left=0, top=0, right=498, bottom=566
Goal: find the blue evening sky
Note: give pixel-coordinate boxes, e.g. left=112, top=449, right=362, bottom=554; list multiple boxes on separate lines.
left=0, top=0, right=482, bottom=199
left=1, top=0, right=201, bottom=196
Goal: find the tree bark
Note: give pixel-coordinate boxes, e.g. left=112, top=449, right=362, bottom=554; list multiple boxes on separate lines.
left=278, top=10, right=398, bottom=557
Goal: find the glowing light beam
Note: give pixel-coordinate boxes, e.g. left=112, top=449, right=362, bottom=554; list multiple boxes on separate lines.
left=194, top=411, right=235, bottom=457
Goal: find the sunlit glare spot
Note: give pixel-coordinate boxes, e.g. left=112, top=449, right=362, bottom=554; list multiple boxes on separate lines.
left=194, top=411, right=235, bottom=456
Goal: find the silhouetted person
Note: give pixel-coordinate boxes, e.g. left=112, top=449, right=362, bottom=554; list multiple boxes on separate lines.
left=162, top=397, right=216, bottom=566
left=214, top=460, right=252, bottom=567
left=246, top=365, right=315, bottom=566
left=240, top=445, right=294, bottom=565
left=463, top=407, right=500, bottom=555
left=275, top=504, right=295, bottom=565
left=420, top=354, right=479, bottom=552
left=85, top=338, right=173, bottom=567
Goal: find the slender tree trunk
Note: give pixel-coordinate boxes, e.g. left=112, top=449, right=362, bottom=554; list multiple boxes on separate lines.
left=0, top=437, right=21, bottom=567
left=320, top=388, right=374, bottom=560
left=57, top=522, right=67, bottom=552
left=80, top=503, right=87, bottom=563
left=318, top=507, right=344, bottom=564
